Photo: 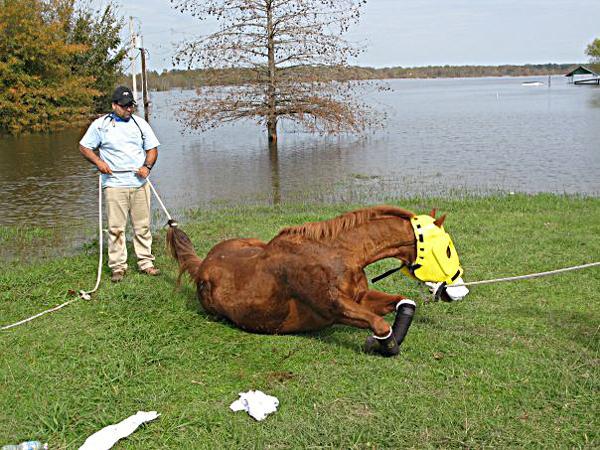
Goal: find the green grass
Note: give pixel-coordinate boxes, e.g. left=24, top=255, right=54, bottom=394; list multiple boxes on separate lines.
left=1, top=194, right=599, bottom=449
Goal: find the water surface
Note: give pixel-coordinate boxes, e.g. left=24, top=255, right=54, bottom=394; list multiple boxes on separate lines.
left=1, top=76, right=599, bottom=231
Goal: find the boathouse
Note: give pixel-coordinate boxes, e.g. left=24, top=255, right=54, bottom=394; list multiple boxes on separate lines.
left=565, top=65, right=600, bottom=85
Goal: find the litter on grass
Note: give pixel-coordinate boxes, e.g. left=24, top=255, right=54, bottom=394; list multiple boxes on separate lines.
left=230, top=390, right=279, bottom=421
left=78, top=411, right=160, bottom=450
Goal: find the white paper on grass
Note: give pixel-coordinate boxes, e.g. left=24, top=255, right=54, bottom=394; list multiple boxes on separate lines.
left=230, top=390, right=279, bottom=421
left=79, top=411, right=160, bottom=450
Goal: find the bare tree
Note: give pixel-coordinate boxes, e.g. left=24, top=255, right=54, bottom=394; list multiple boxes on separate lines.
left=171, top=0, right=379, bottom=145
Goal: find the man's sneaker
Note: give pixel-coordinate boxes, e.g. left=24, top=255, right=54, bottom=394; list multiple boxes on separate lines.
left=141, top=267, right=160, bottom=276
left=111, top=270, right=125, bottom=283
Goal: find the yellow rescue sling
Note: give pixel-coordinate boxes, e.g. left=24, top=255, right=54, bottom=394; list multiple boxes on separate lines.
left=401, top=215, right=464, bottom=285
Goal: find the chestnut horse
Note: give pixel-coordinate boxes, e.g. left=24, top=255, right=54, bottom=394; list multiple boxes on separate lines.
left=166, top=206, right=453, bottom=356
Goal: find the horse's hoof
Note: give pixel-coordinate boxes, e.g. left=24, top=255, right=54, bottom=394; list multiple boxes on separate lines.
left=380, top=340, right=400, bottom=357
left=364, top=336, right=399, bottom=357
left=364, top=336, right=380, bottom=354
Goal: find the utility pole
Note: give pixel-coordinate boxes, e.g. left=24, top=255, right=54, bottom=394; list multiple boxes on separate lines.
left=140, top=36, right=150, bottom=122
left=129, top=17, right=139, bottom=102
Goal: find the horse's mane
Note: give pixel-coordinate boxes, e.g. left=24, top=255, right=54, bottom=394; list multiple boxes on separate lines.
left=275, top=205, right=415, bottom=241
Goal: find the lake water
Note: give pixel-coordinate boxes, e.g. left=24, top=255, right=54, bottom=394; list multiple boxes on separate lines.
left=1, top=76, right=599, bottom=231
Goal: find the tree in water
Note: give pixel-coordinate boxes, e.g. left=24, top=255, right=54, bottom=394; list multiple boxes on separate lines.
left=171, top=0, right=378, bottom=146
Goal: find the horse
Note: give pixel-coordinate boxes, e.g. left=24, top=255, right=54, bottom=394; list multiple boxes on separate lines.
left=166, top=205, right=465, bottom=356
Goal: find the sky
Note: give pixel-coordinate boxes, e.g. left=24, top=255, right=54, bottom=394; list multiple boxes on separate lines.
left=106, top=0, right=600, bottom=72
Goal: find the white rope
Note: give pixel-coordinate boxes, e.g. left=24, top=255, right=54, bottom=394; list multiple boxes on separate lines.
left=450, top=262, right=600, bottom=287
left=1, top=299, right=81, bottom=331
left=147, top=177, right=176, bottom=225
left=78, top=174, right=105, bottom=300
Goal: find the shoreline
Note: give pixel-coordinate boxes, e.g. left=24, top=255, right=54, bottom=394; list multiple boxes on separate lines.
left=2, top=193, right=598, bottom=264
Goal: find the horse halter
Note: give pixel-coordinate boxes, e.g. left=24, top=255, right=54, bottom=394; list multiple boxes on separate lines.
left=400, top=215, right=463, bottom=285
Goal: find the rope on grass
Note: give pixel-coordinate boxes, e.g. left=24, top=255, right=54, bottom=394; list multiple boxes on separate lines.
left=1, top=176, right=103, bottom=331
left=1, top=299, right=81, bottom=331
left=2, top=173, right=177, bottom=332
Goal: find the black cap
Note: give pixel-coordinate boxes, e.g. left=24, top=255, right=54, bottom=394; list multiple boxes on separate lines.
left=111, top=86, right=136, bottom=106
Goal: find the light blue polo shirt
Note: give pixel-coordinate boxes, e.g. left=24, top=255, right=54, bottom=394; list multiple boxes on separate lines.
left=80, top=114, right=160, bottom=188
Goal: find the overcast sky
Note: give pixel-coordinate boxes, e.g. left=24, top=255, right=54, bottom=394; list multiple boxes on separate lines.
left=110, top=0, right=600, bottom=72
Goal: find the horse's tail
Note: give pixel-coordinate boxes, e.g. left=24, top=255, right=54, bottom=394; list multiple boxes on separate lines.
left=166, top=226, right=203, bottom=286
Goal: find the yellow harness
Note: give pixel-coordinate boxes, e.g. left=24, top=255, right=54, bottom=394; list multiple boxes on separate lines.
left=401, top=215, right=464, bottom=285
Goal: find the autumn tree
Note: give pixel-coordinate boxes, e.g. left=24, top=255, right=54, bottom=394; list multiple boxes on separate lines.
left=586, top=38, right=600, bottom=72
left=70, top=4, right=127, bottom=112
left=171, top=0, right=376, bottom=146
left=0, top=0, right=126, bottom=134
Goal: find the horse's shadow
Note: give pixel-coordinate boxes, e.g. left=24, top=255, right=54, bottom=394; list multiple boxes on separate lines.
left=294, top=312, right=436, bottom=355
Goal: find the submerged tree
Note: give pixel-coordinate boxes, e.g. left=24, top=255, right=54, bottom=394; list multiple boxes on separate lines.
left=171, top=0, right=377, bottom=145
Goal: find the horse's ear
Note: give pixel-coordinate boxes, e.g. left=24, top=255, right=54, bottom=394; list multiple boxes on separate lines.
left=430, top=208, right=437, bottom=218
left=434, top=214, right=446, bottom=228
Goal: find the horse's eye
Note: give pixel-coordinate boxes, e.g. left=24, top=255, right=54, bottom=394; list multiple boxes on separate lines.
left=446, top=245, right=451, bottom=258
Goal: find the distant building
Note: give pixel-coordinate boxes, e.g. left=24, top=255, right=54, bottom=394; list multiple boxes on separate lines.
left=565, top=65, right=599, bottom=84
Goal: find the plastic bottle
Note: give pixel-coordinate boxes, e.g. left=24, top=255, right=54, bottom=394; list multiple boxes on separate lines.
left=17, top=442, right=47, bottom=450
left=1, top=442, right=48, bottom=450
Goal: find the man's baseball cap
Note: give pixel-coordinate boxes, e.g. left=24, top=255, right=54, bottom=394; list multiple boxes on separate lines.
left=111, top=86, right=136, bottom=106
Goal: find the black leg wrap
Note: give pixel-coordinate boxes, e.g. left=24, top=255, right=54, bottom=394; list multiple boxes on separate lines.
left=392, top=300, right=416, bottom=347
left=364, top=332, right=399, bottom=357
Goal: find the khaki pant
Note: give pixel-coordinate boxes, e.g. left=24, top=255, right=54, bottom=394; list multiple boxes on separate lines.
left=104, top=183, right=155, bottom=272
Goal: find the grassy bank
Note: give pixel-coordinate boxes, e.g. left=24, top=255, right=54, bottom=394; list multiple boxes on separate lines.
left=1, top=194, right=599, bottom=449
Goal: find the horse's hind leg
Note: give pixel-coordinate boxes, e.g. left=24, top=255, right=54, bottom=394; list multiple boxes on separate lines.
left=335, top=296, right=399, bottom=357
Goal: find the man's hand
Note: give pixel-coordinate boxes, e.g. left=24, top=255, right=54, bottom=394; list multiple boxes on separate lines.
left=80, top=145, right=112, bottom=174
left=136, top=166, right=150, bottom=179
left=96, top=160, right=112, bottom=174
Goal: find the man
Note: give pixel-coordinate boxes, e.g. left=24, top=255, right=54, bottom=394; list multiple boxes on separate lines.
left=79, top=86, right=161, bottom=282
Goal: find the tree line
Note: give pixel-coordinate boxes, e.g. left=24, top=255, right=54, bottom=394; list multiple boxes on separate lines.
left=138, top=63, right=577, bottom=91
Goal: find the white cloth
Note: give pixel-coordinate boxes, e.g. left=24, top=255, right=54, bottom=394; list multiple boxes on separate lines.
left=79, top=114, right=160, bottom=188
left=426, top=277, right=469, bottom=301
left=446, top=277, right=469, bottom=300
left=78, top=411, right=160, bottom=450
left=230, top=390, right=279, bottom=421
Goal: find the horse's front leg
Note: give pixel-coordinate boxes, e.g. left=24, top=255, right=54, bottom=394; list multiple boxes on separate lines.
left=335, top=295, right=399, bottom=357
left=357, top=289, right=406, bottom=315
left=358, top=290, right=417, bottom=355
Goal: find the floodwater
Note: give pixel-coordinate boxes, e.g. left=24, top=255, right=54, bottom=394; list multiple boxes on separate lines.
left=1, top=76, right=599, bottom=232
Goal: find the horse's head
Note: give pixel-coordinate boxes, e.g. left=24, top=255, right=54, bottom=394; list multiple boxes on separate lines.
left=401, top=209, right=468, bottom=301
